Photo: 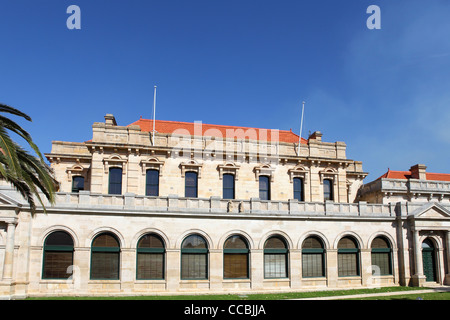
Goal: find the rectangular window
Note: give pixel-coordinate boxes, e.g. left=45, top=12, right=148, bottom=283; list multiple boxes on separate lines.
left=109, top=167, right=123, bottom=195
left=72, top=176, right=84, bottom=193
left=223, top=174, right=235, bottom=199
left=323, top=179, right=333, bottom=201
left=185, top=172, right=198, bottom=198
left=293, top=177, right=304, bottom=201
left=90, top=252, right=120, bottom=280
left=137, top=252, right=164, bottom=279
left=224, top=253, right=249, bottom=279
left=264, top=253, right=287, bottom=278
left=181, top=253, right=207, bottom=279
left=146, top=169, right=159, bottom=196
left=338, top=252, right=359, bottom=277
left=259, top=176, right=270, bottom=200
left=302, top=253, right=324, bottom=278
left=43, top=251, right=73, bottom=279
left=371, top=251, right=392, bottom=275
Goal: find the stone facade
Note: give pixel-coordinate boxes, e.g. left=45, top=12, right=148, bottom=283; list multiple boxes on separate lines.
left=0, top=114, right=447, bottom=298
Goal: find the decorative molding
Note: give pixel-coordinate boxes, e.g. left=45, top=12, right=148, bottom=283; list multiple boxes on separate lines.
left=254, top=164, right=275, bottom=182
left=217, top=162, right=240, bottom=180
left=319, top=167, right=338, bottom=185
left=140, top=157, right=164, bottom=176
left=180, top=159, right=203, bottom=178
left=103, top=154, right=127, bottom=174
left=66, top=164, right=87, bottom=182
left=287, top=165, right=309, bottom=183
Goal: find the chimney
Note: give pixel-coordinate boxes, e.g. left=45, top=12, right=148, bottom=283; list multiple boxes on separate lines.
left=308, top=131, right=322, bottom=141
left=104, top=114, right=117, bottom=126
left=410, top=164, right=427, bottom=180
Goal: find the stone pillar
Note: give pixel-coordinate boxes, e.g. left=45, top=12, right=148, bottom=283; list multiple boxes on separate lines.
left=360, top=249, right=372, bottom=287
left=120, top=248, right=135, bottom=292
left=209, top=249, right=223, bottom=291
left=166, top=249, right=180, bottom=292
left=412, top=229, right=426, bottom=286
left=445, top=231, right=450, bottom=285
left=73, top=247, right=90, bottom=294
left=290, top=249, right=302, bottom=289
left=2, top=221, right=17, bottom=280
left=250, top=249, right=263, bottom=290
left=326, top=249, right=338, bottom=288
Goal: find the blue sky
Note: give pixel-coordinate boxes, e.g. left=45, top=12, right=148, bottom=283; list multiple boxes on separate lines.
left=1, top=0, right=449, bottom=181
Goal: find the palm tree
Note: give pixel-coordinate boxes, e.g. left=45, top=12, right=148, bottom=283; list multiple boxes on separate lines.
left=0, top=103, right=57, bottom=214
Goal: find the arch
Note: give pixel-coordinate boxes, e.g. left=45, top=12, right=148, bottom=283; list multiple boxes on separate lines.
left=259, top=230, right=293, bottom=250
left=368, top=232, right=396, bottom=250
left=176, top=229, right=213, bottom=250
left=39, top=225, right=80, bottom=248
left=333, top=232, right=364, bottom=250
left=298, top=231, right=330, bottom=250
left=217, top=230, right=254, bottom=250
left=86, top=227, right=125, bottom=248
left=131, top=228, right=170, bottom=249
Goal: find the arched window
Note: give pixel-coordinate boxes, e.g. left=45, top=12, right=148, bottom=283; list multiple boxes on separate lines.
left=90, top=233, right=120, bottom=280
left=302, top=236, right=325, bottom=278
left=145, top=169, right=159, bottom=196
left=293, top=177, right=304, bottom=201
left=185, top=172, right=198, bottom=198
left=259, top=175, right=270, bottom=200
left=223, top=174, right=235, bottom=200
left=337, top=236, right=360, bottom=277
left=42, top=231, right=74, bottom=279
left=109, top=167, right=123, bottom=195
left=72, top=176, right=85, bottom=193
left=181, top=234, right=208, bottom=279
left=264, top=236, right=288, bottom=279
left=323, top=179, right=333, bottom=201
left=371, top=237, right=392, bottom=276
left=137, top=234, right=165, bottom=280
left=223, top=235, right=249, bottom=279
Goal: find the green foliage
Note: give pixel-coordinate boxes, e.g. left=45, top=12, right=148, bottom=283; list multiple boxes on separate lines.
left=0, top=103, right=57, bottom=214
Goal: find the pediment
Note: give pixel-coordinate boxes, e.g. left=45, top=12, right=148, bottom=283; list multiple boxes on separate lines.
left=411, top=203, right=450, bottom=219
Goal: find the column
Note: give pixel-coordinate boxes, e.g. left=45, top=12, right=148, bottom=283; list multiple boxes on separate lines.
left=2, top=221, right=17, bottom=280
left=412, top=229, right=425, bottom=286
left=326, top=249, right=338, bottom=288
left=445, top=231, right=450, bottom=285
left=250, top=249, right=263, bottom=290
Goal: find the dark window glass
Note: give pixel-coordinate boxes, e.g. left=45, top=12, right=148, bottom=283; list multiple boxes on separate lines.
left=338, top=237, right=359, bottom=277
left=223, top=174, right=235, bottom=200
left=259, top=176, right=270, bottom=200
left=293, top=177, right=304, bottom=201
left=302, top=236, right=325, bottom=278
left=137, top=234, right=165, bottom=279
left=185, top=172, right=198, bottom=198
left=72, top=176, right=84, bottom=193
left=91, top=233, right=120, bottom=280
left=264, top=236, right=288, bottom=278
left=42, top=231, right=74, bottom=279
left=146, top=169, right=159, bottom=196
left=181, top=235, right=208, bottom=279
left=371, top=237, right=392, bottom=275
left=109, top=167, right=122, bottom=195
left=323, top=179, right=333, bottom=201
left=224, top=235, right=249, bottom=279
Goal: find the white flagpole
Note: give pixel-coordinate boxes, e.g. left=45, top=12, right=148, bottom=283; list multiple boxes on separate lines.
left=298, top=101, right=305, bottom=155
left=152, top=85, right=157, bottom=144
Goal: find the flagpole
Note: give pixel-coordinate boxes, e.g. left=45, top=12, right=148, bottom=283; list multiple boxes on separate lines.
left=298, top=101, right=305, bottom=155
left=152, top=85, right=157, bottom=144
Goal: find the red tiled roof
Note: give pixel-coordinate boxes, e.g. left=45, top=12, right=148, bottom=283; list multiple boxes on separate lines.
left=128, top=118, right=308, bottom=144
left=378, top=169, right=450, bottom=182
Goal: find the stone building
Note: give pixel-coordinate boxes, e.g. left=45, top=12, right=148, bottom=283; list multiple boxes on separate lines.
left=0, top=114, right=448, bottom=298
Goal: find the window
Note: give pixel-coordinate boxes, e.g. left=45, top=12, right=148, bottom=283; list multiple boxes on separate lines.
left=137, top=234, right=165, bottom=280
left=293, top=177, right=304, bottom=201
left=223, top=235, right=249, bottom=279
left=302, top=236, right=325, bottom=278
left=108, top=167, right=122, bottom=195
left=323, top=179, right=333, bottom=201
left=264, top=236, right=288, bottom=279
left=72, top=176, right=84, bottom=193
left=338, top=237, right=359, bottom=277
left=181, top=235, right=208, bottom=279
left=90, top=233, right=120, bottom=280
left=371, top=237, right=392, bottom=276
left=259, top=175, right=270, bottom=200
left=42, top=231, right=74, bottom=279
left=145, top=169, right=159, bottom=196
left=185, top=172, right=198, bottom=198
left=223, top=174, right=235, bottom=200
